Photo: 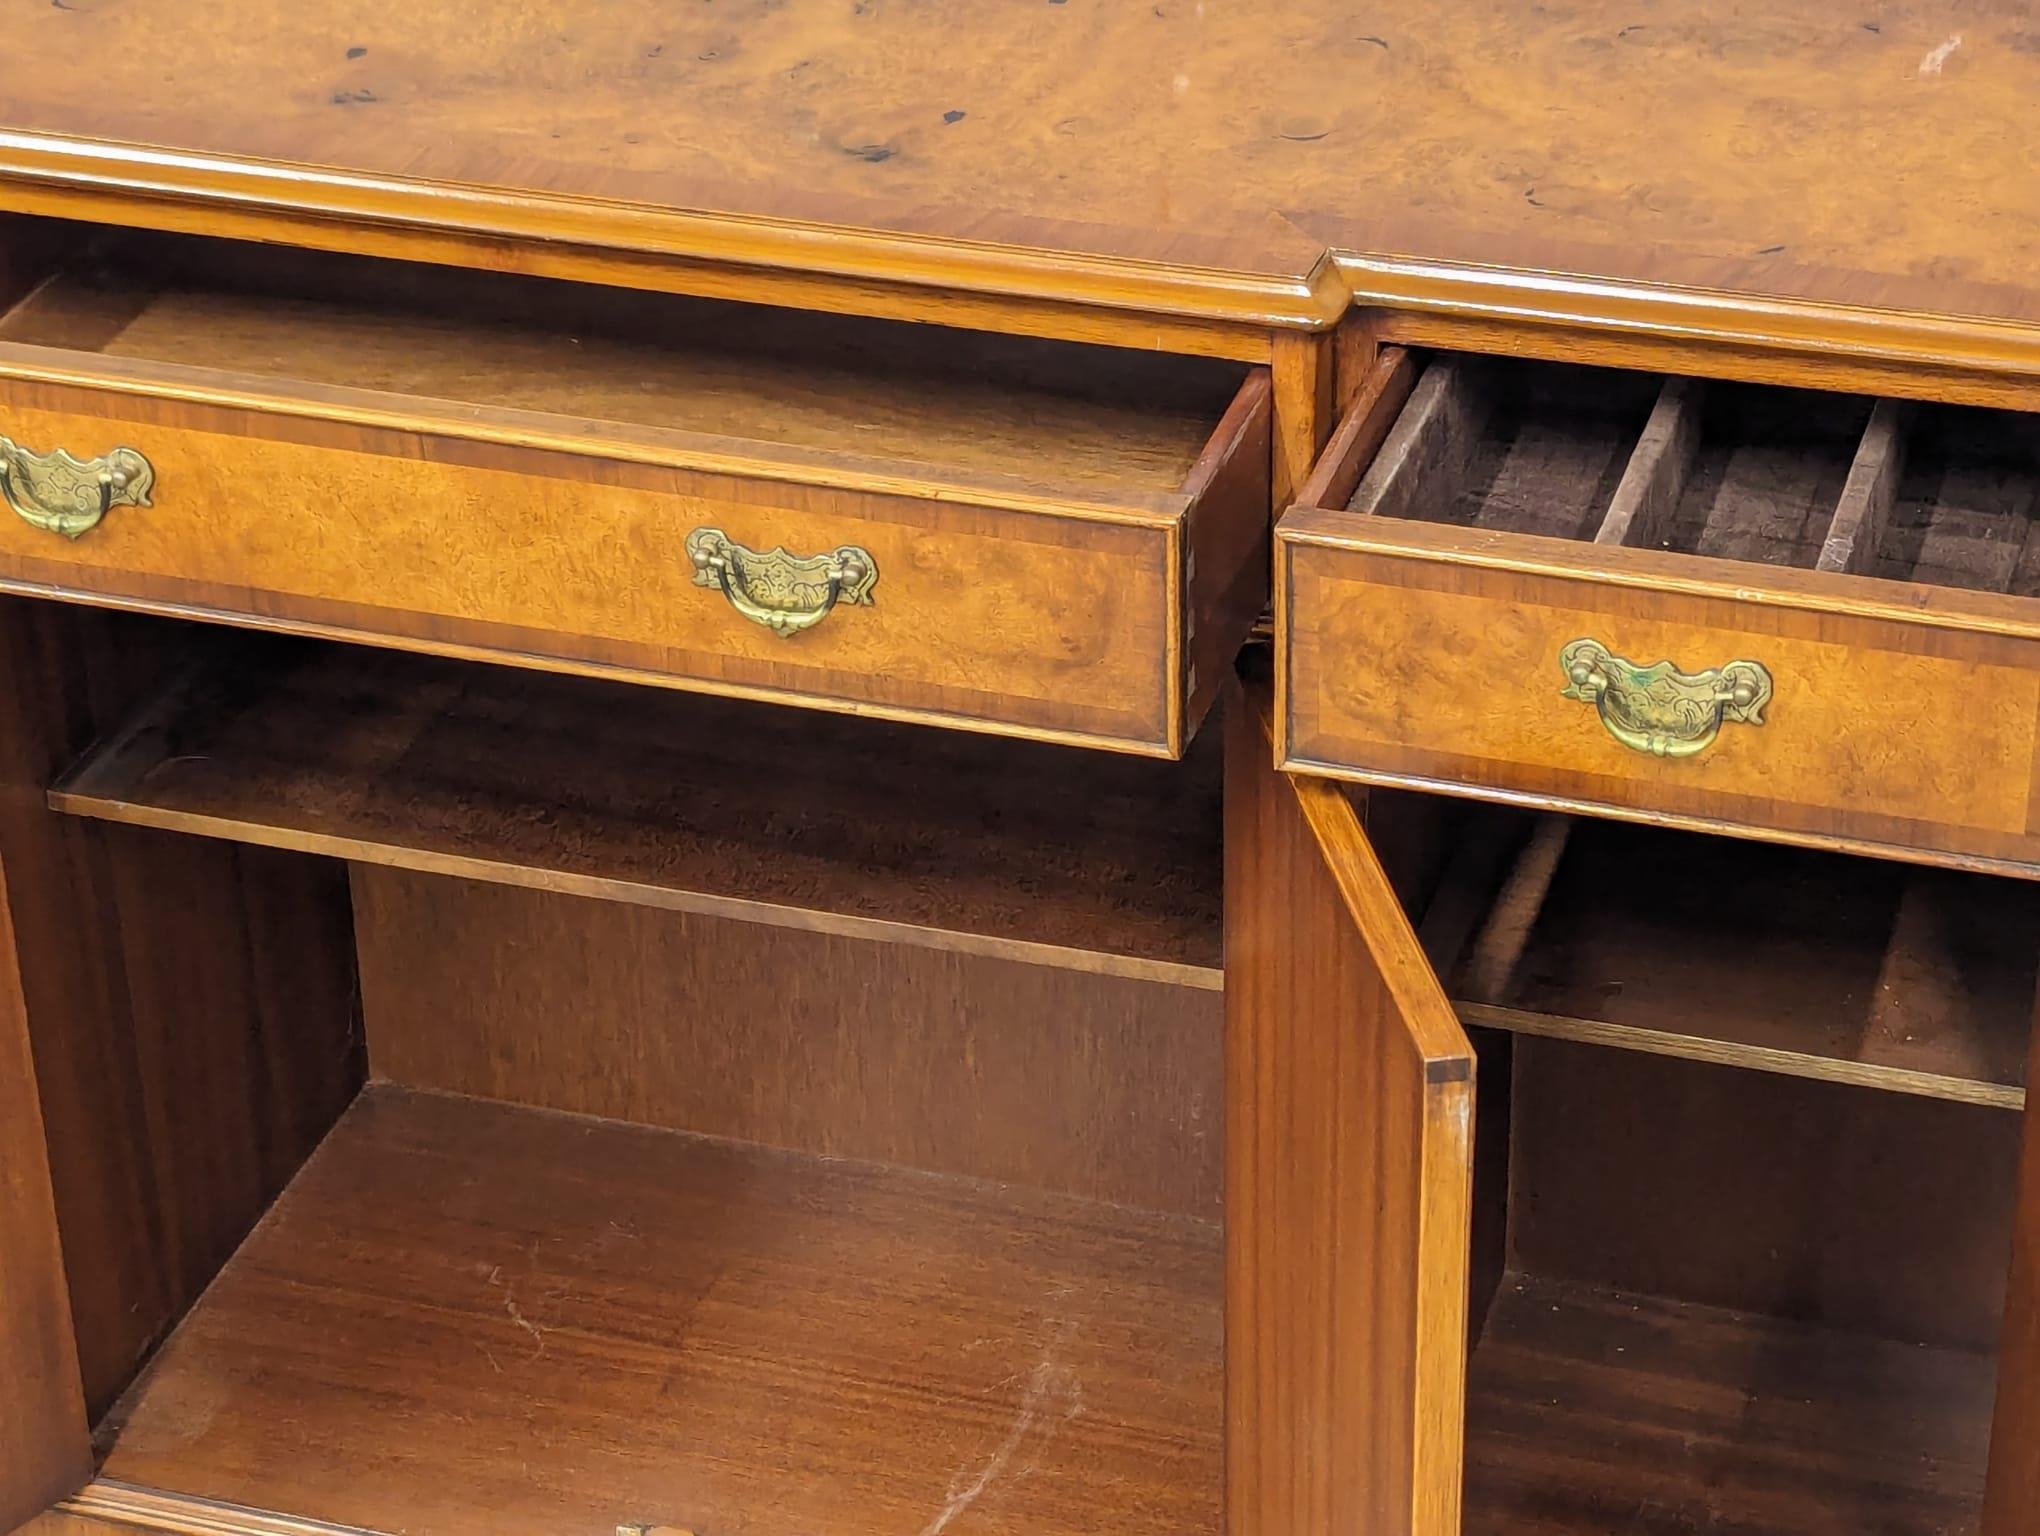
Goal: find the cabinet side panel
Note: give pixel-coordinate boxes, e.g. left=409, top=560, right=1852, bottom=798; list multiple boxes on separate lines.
left=1985, top=990, right=2040, bottom=1533
left=0, top=869, right=90, bottom=1529
left=0, top=602, right=362, bottom=1416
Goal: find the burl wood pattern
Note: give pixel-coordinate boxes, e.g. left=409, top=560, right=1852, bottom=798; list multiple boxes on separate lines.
left=352, top=870, right=1222, bottom=1218
left=97, top=1087, right=1223, bottom=1536
left=1224, top=673, right=1473, bottom=1536
left=1282, top=511, right=2040, bottom=874
left=0, top=365, right=1262, bottom=753
left=0, top=0, right=2035, bottom=381
left=1283, top=350, right=2040, bottom=872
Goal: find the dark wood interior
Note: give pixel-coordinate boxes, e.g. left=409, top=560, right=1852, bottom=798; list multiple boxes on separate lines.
left=1463, top=1272, right=1996, bottom=1536
left=1354, top=783, right=2034, bottom=1534
left=1350, top=355, right=2040, bottom=594
left=1434, top=810, right=2039, bottom=1108
left=1663, top=384, right=1870, bottom=567
left=1870, top=405, right=2040, bottom=596
left=1346, top=358, right=1657, bottom=540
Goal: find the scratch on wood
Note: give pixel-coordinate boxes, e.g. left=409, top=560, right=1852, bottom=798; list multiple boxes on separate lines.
left=919, top=1325, right=1083, bottom=1535
left=487, top=1264, right=548, bottom=1355
left=1919, top=33, right=1962, bottom=75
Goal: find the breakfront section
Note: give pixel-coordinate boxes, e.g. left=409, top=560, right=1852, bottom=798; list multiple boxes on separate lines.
left=1235, top=340, right=2040, bottom=1532
left=0, top=217, right=1277, bottom=1536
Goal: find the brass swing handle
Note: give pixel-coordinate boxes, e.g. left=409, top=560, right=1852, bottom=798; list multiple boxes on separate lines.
left=0, top=435, right=155, bottom=540
left=686, top=527, right=878, bottom=638
left=1559, top=638, right=1773, bottom=759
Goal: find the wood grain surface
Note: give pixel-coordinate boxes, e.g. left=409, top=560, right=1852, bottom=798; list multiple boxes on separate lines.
left=4, top=238, right=1245, bottom=495
left=1282, top=512, right=2040, bottom=875
left=1986, top=991, right=2040, bottom=1530
left=1224, top=672, right=1472, bottom=1536
left=0, top=0, right=2032, bottom=384
left=0, top=262, right=1266, bottom=753
left=0, top=602, right=361, bottom=1422
left=95, top=1085, right=1223, bottom=1536
left=352, top=870, right=1222, bottom=1217
left=51, top=638, right=1223, bottom=987
left=1442, top=813, right=2040, bottom=1107
left=1464, top=1274, right=1994, bottom=1535
left=1509, top=1041, right=2021, bottom=1352
left=0, top=866, right=89, bottom=1531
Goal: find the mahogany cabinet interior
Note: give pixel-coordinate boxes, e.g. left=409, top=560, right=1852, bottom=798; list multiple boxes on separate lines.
left=1, top=3, right=2038, bottom=1535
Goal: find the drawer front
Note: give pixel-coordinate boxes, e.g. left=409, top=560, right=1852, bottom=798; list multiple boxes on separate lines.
left=0, top=379, right=1265, bottom=754
left=1281, top=531, right=2040, bottom=873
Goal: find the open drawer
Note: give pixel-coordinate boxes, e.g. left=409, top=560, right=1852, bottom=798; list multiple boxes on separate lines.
left=0, top=231, right=1269, bottom=756
left=1277, top=347, right=2040, bottom=872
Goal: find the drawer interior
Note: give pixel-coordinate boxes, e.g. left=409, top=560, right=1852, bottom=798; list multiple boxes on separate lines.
left=16, top=604, right=1224, bottom=1536
left=1345, top=353, right=2040, bottom=594
left=0, top=230, right=1248, bottom=493
left=1374, top=787, right=2033, bottom=1532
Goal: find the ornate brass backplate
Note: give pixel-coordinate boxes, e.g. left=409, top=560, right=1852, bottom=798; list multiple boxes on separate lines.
left=0, top=435, right=155, bottom=539
left=1559, top=637, right=1772, bottom=759
left=686, top=527, right=878, bottom=638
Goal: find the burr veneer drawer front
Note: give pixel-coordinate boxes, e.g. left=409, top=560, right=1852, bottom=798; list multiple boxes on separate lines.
left=0, top=235, right=1269, bottom=756
left=1278, top=348, right=2040, bottom=875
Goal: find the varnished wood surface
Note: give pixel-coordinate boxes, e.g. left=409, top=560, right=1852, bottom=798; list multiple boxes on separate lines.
left=4, top=238, right=1242, bottom=495
left=49, top=1485, right=390, bottom=1536
left=1281, top=376, right=2040, bottom=872
left=0, top=246, right=1266, bottom=755
left=353, top=870, right=1221, bottom=1217
left=0, top=867, right=89, bottom=1531
left=1464, top=1273, right=1994, bottom=1535
left=0, top=603, right=360, bottom=1421
left=1442, top=814, right=2040, bottom=1107
left=1510, top=1042, right=2020, bottom=1353
left=0, top=2, right=2034, bottom=383
left=1986, top=994, right=2040, bottom=1528
left=96, top=1086, right=1223, bottom=1536
left=52, top=640, right=1222, bottom=986
left=1224, top=672, right=1472, bottom=1536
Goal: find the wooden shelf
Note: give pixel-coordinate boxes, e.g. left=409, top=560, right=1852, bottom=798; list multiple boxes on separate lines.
left=51, top=640, right=1222, bottom=989
left=87, top=1086, right=1221, bottom=1536
left=1465, top=1273, right=1995, bottom=1534
left=1434, top=814, right=2039, bottom=1108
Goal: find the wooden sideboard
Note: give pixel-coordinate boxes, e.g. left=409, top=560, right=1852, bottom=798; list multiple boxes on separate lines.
left=0, top=4, right=2034, bottom=1534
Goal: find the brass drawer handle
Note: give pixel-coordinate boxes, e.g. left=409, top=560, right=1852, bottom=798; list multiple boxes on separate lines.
left=1559, top=638, right=1772, bottom=759
left=685, top=526, right=877, bottom=638
left=0, top=435, right=154, bottom=540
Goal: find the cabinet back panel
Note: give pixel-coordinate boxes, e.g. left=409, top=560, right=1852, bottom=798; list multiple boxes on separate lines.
left=1508, top=1038, right=2021, bottom=1350
left=352, top=868, right=1222, bottom=1217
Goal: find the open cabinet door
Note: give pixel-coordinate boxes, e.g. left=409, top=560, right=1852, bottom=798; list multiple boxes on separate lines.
left=1226, top=671, right=1475, bottom=1536
left=0, top=870, right=90, bottom=1532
